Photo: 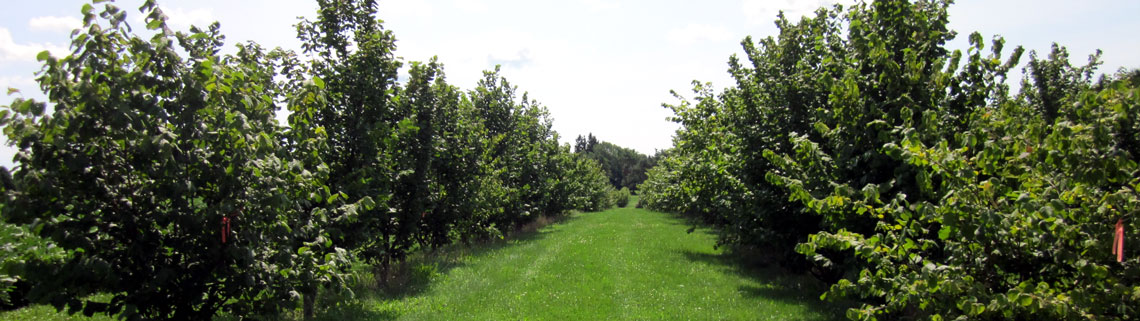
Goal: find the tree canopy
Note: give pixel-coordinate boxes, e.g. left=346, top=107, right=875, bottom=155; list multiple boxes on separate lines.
left=0, top=0, right=615, bottom=319
left=641, top=0, right=1139, bottom=319
left=574, top=133, right=655, bottom=192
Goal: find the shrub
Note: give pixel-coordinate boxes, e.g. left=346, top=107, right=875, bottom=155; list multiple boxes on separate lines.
left=613, top=188, right=631, bottom=208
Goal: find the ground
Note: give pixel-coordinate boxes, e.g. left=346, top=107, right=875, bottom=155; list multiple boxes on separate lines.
left=1, top=202, right=843, bottom=321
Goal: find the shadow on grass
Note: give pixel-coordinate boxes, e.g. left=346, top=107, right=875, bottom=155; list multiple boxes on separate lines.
left=680, top=250, right=849, bottom=321
left=657, top=211, right=719, bottom=235
left=309, top=213, right=579, bottom=320
left=656, top=211, right=850, bottom=321
left=376, top=214, right=577, bottom=299
left=310, top=300, right=400, bottom=321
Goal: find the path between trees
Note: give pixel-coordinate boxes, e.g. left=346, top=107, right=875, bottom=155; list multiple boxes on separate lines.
left=351, top=203, right=844, bottom=320
left=0, top=202, right=845, bottom=321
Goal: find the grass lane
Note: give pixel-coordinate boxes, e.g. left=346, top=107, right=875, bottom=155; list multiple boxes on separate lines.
left=1, top=204, right=843, bottom=321
left=366, top=206, right=842, bottom=320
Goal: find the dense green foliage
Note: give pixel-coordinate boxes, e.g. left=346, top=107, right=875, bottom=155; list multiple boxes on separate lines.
left=574, top=134, right=655, bottom=192
left=0, top=0, right=613, bottom=319
left=0, top=221, right=64, bottom=310
left=0, top=3, right=332, bottom=318
left=612, top=187, right=631, bottom=208
left=561, top=154, right=616, bottom=213
left=641, top=1, right=1139, bottom=319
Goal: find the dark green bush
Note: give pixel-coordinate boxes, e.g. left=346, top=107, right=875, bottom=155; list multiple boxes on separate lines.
left=613, top=188, right=631, bottom=208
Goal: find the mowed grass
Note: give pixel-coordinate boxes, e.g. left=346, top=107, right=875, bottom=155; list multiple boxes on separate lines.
left=362, top=206, right=842, bottom=320
left=2, top=201, right=843, bottom=320
left=0, top=304, right=114, bottom=321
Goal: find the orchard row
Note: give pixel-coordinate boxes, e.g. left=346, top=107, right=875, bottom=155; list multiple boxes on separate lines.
left=0, top=0, right=618, bottom=319
left=641, top=1, right=1139, bottom=320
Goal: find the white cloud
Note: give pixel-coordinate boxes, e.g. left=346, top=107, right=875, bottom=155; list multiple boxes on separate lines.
left=28, top=16, right=82, bottom=33
left=0, top=75, right=38, bottom=93
left=481, top=32, right=536, bottom=68
left=128, top=6, right=217, bottom=31
left=164, top=7, right=217, bottom=29
left=667, top=24, right=734, bottom=46
left=453, top=0, right=488, bottom=13
left=741, top=0, right=850, bottom=24
left=0, top=28, right=70, bottom=65
left=379, top=0, right=434, bottom=20
left=400, top=29, right=551, bottom=86
left=580, top=0, right=620, bottom=11
left=0, top=144, right=18, bottom=169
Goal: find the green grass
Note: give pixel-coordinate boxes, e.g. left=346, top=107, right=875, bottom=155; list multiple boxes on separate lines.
left=358, top=207, right=841, bottom=320
left=2, top=206, right=842, bottom=320
left=0, top=293, right=115, bottom=321
left=0, top=304, right=114, bottom=321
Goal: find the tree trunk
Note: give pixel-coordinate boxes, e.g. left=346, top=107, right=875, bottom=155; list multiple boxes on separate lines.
left=378, top=254, right=392, bottom=288
left=302, top=287, right=317, bottom=320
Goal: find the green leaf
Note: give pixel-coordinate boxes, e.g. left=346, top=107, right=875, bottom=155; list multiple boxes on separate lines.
left=1016, top=294, right=1033, bottom=307
left=36, top=51, right=50, bottom=62
left=938, top=225, right=952, bottom=240
left=969, top=303, right=985, bottom=315
left=358, top=196, right=376, bottom=210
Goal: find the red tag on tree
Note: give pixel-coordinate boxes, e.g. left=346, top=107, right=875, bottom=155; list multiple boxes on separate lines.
left=1113, top=218, right=1124, bottom=262
left=222, top=216, right=231, bottom=244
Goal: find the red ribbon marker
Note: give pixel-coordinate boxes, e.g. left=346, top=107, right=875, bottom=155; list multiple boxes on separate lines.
left=222, top=216, right=231, bottom=244
left=1113, top=218, right=1124, bottom=262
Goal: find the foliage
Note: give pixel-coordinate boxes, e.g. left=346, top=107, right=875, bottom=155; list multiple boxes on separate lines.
left=612, top=187, right=631, bottom=208
left=416, top=59, right=487, bottom=248
left=293, top=0, right=401, bottom=274
left=0, top=1, right=351, bottom=319
left=642, top=0, right=1140, bottom=319
left=574, top=134, right=655, bottom=192
left=0, top=0, right=613, bottom=319
left=469, top=67, right=588, bottom=229
left=0, top=221, right=65, bottom=309
left=560, top=153, right=616, bottom=213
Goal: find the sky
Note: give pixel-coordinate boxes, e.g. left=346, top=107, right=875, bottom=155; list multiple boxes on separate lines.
left=2, top=0, right=1138, bottom=167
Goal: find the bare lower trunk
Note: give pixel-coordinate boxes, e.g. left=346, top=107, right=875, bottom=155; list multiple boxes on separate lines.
left=302, top=287, right=316, bottom=320
left=380, top=255, right=392, bottom=287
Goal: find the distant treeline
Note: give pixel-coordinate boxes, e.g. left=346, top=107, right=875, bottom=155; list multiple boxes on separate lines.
left=573, top=133, right=657, bottom=192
